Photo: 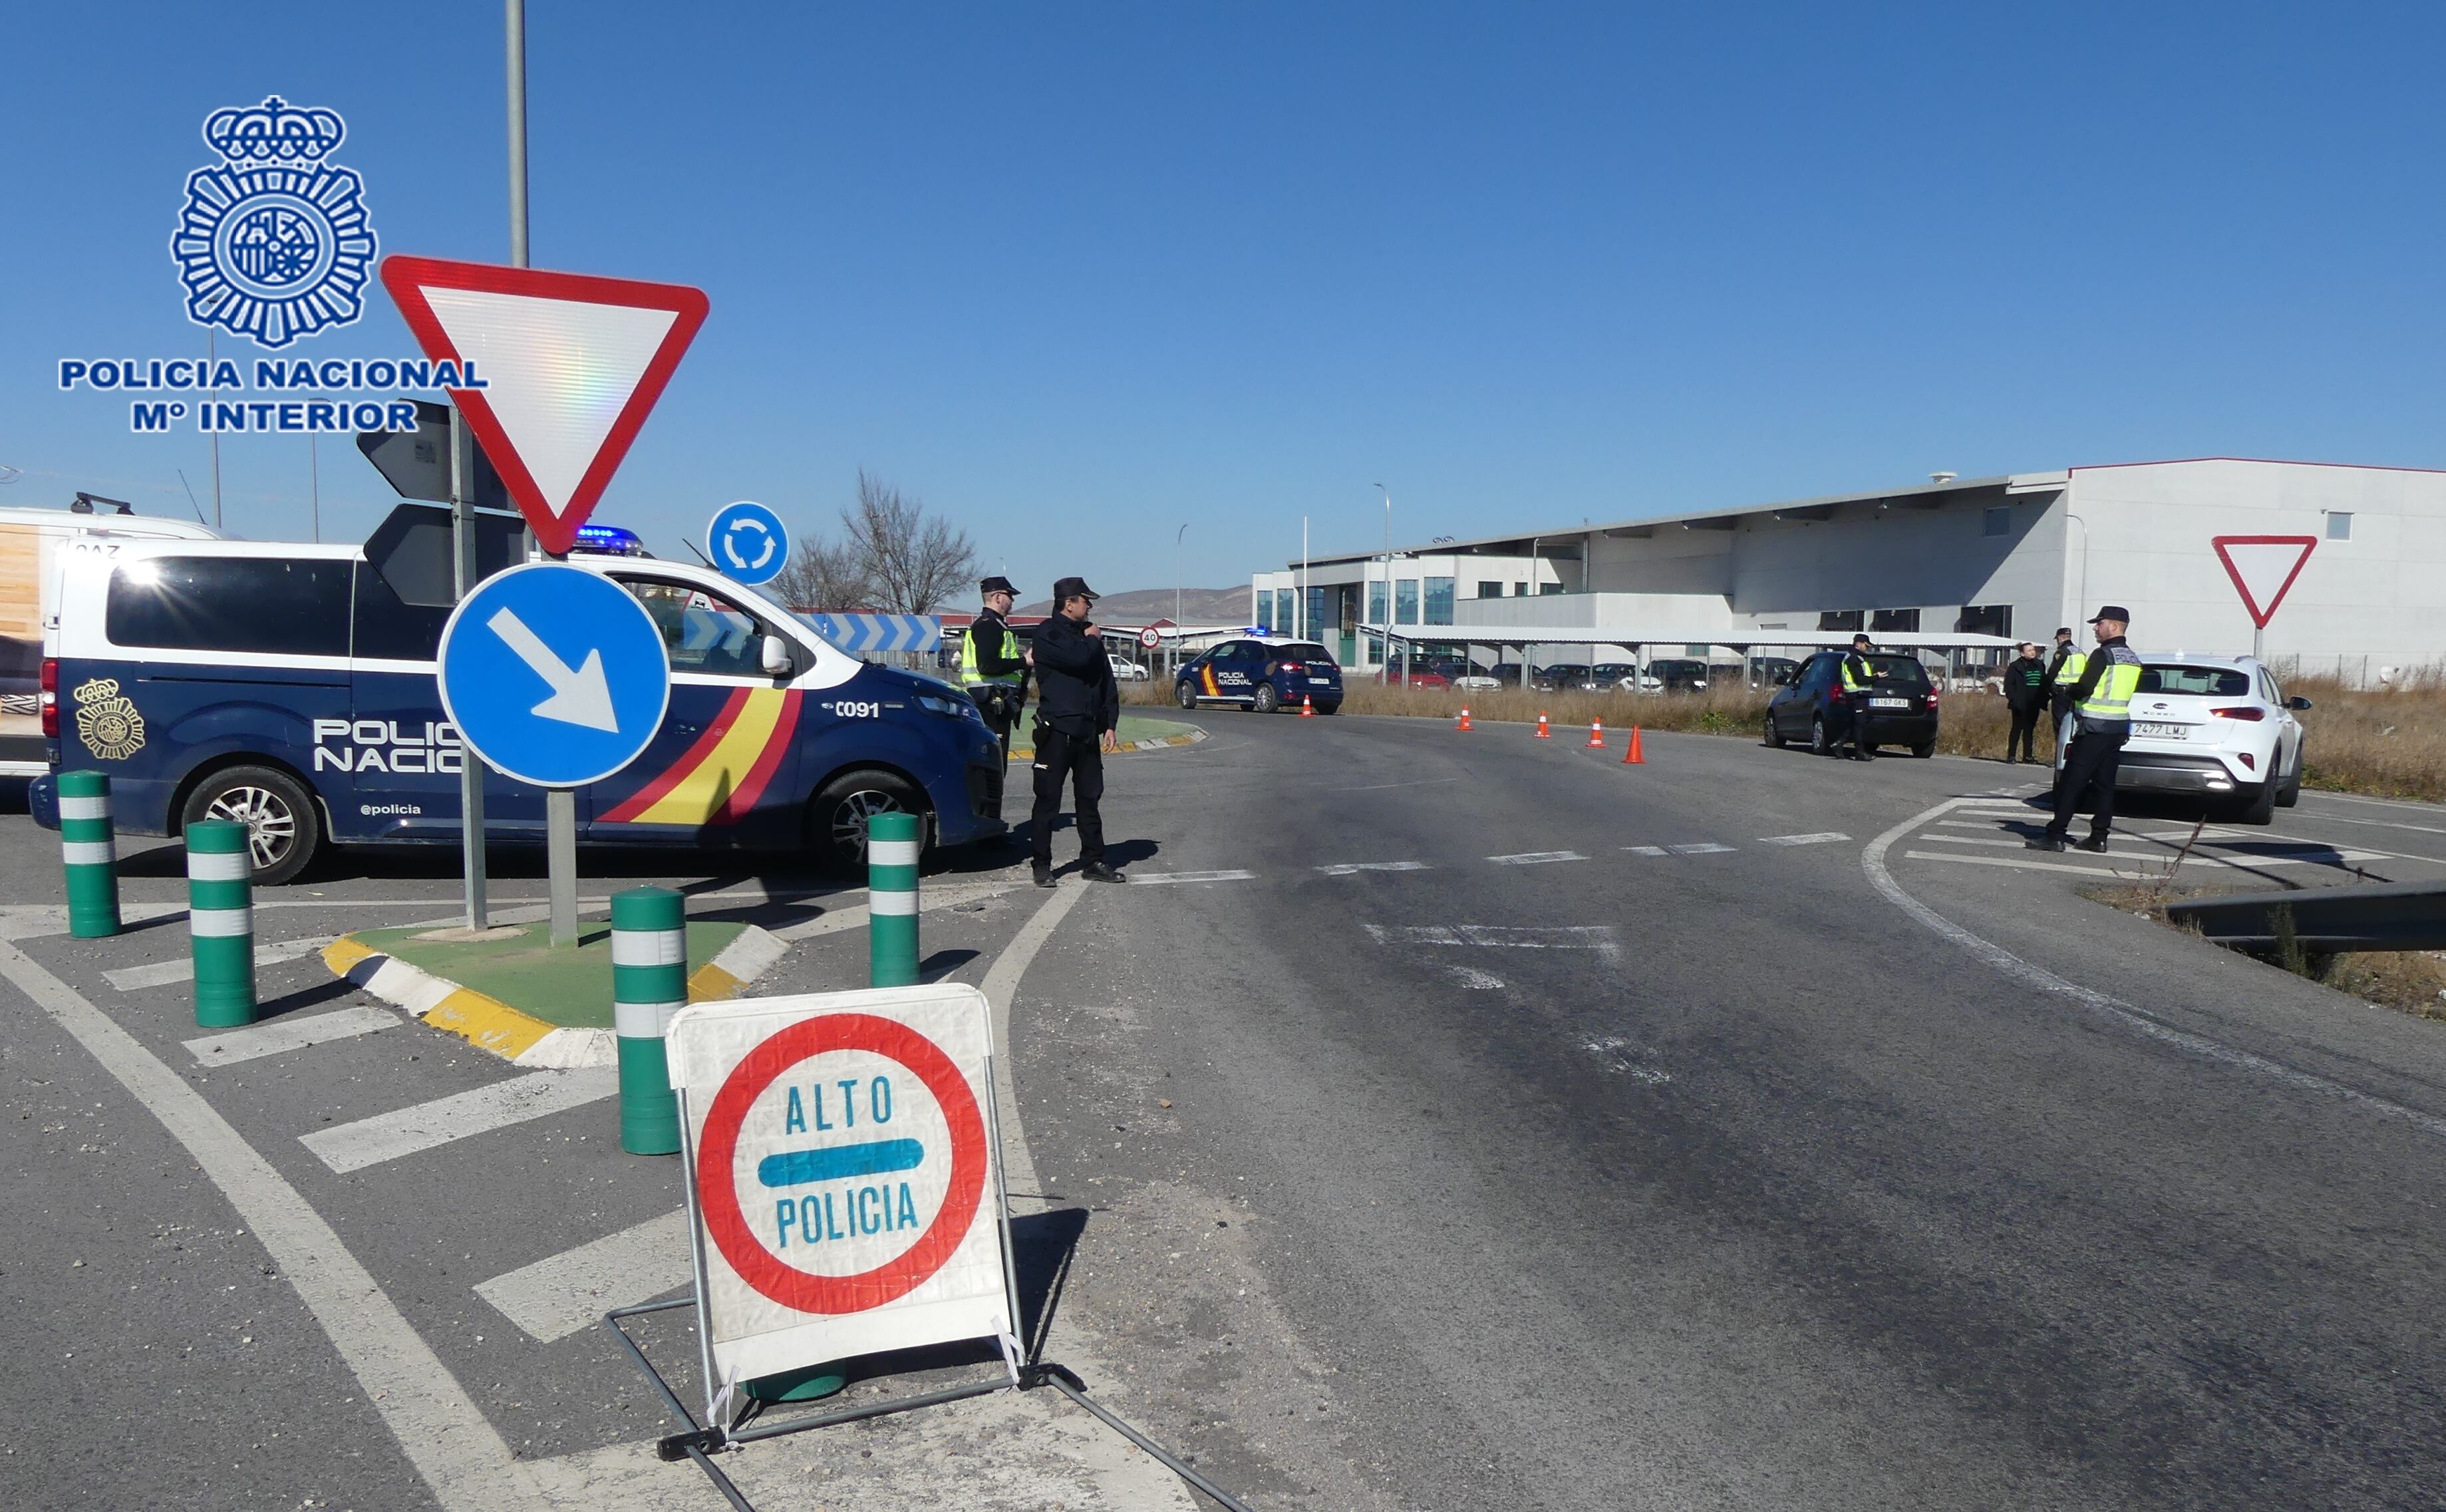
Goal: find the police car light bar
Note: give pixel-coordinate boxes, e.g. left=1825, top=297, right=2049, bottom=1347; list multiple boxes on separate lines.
left=571, top=524, right=645, bottom=556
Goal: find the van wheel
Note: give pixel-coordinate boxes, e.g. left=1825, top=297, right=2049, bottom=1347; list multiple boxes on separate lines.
left=809, top=770, right=925, bottom=874
left=182, top=766, right=320, bottom=886
left=1175, top=682, right=1198, bottom=710
left=1763, top=712, right=1785, bottom=748
left=1253, top=683, right=1281, bottom=714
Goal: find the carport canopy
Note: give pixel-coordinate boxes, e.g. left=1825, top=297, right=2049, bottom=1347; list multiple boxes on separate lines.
left=1358, top=624, right=2022, bottom=655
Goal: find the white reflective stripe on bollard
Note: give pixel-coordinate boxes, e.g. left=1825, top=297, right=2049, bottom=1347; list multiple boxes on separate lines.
left=609, top=930, right=685, bottom=967
left=188, top=850, right=251, bottom=883
left=59, top=796, right=112, bottom=822
left=613, top=998, right=683, bottom=1039
left=190, top=907, right=254, bottom=938
left=869, top=889, right=919, bottom=916
left=63, top=840, right=116, bottom=867
left=868, top=837, right=921, bottom=867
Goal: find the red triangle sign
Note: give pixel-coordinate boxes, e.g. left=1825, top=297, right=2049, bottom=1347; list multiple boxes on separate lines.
left=379, top=256, right=709, bottom=555
left=2210, top=535, right=2318, bottom=629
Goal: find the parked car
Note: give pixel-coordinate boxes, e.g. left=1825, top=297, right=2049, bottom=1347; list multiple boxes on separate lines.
left=1763, top=650, right=1940, bottom=757
left=1585, top=662, right=1639, bottom=689
left=1533, top=663, right=1591, bottom=691
left=1646, top=658, right=1712, bottom=692
left=1176, top=637, right=1343, bottom=712
left=1107, top=653, right=1149, bottom=682
left=1375, top=665, right=1452, bottom=689
left=1746, top=657, right=1800, bottom=690
left=2056, top=657, right=2308, bottom=824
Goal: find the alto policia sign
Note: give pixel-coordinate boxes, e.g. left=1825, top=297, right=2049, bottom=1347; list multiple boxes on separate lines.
left=667, top=984, right=1018, bottom=1422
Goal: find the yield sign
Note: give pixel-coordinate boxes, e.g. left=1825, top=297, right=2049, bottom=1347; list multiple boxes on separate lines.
left=379, top=256, right=709, bottom=555
left=2211, top=535, right=2318, bottom=628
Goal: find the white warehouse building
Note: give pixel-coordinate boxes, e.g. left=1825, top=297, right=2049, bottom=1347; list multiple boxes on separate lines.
left=1250, top=458, right=2446, bottom=682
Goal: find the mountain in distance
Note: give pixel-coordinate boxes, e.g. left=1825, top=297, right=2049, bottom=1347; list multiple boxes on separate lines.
left=1016, top=585, right=1251, bottom=623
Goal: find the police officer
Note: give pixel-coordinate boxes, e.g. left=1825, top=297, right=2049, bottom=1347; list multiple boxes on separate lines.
left=960, top=576, right=1028, bottom=823
left=2029, top=607, right=2141, bottom=853
left=1026, top=577, right=1126, bottom=887
left=1836, top=633, right=1877, bottom=760
left=2044, top=625, right=2085, bottom=744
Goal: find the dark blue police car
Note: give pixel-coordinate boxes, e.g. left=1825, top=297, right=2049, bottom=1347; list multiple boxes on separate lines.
left=1175, top=635, right=1342, bottom=714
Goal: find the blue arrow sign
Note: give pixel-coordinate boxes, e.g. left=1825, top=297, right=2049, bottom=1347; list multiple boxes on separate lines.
left=706, top=500, right=790, bottom=585
left=438, top=564, right=671, bottom=789
left=799, top=613, right=941, bottom=653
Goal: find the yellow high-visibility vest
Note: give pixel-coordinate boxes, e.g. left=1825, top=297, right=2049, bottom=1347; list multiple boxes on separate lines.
left=2052, top=650, right=2087, bottom=687
left=2077, top=647, right=2143, bottom=723
left=960, top=617, right=1022, bottom=688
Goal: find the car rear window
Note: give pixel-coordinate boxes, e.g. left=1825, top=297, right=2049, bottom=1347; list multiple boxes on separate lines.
left=1865, top=655, right=1931, bottom=688
left=2139, top=665, right=2250, bottom=696
left=1271, top=643, right=1336, bottom=665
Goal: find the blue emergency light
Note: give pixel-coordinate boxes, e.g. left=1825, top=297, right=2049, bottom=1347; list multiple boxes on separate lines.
left=571, top=523, right=645, bottom=556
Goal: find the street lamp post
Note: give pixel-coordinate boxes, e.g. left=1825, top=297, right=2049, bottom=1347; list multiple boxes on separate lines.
left=1375, top=484, right=1392, bottom=676
left=1175, top=522, right=1187, bottom=678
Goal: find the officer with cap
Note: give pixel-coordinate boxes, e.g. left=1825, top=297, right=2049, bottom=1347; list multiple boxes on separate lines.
left=1835, top=632, right=1878, bottom=760
left=960, top=575, right=1028, bottom=822
left=2030, top=606, right=2142, bottom=852
left=2044, top=625, right=2085, bottom=745
left=1025, top=576, right=1126, bottom=886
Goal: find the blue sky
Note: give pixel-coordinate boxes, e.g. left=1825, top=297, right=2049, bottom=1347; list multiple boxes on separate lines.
left=10, top=3, right=2443, bottom=601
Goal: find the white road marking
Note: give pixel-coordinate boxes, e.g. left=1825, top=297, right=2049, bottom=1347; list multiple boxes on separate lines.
left=1758, top=832, right=1851, bottom=846
left=1624, top=845, right=1669, bottom=857
left=0, top=937, right=532, bottom=1507
left=1316, top=861, right=1430, bottom=875
left=1912, top=832, right=2388, bottom=869
left=184, top=1005, right=402, bottom=1066
left=1668, top=842, right=1736, bottom=855
left=1487, top=851, right=1585, bottom=865
left=105, top=934, right=337, bottom=992
left=1364, top=923, right=1620, bottom=963
left=1866, top=800, right=2446, bottom=1142
left=1443, top=965, right=1506, bottom=990
left=301, top=1068, right=618, bottom=1174
left=1904, top=849, right=2151, bottom=878
left=1128, top=869, right=1257, bottom=885
left=474, top=1208, right=693, bottom=1344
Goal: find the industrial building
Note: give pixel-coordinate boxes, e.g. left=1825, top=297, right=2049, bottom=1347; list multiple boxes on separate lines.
left=1249, top=458, right=2446, bottom=683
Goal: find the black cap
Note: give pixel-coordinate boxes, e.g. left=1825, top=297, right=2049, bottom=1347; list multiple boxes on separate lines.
left=1851, top=632, right=1871, bottom=645
left=1052, top=575, right=1097, bottom=604
left=2087, top=605, right=2131, bottom=624
left=979, top=575, right=1016, bottom=597
left=2054, top=626, right=2074, bottom=637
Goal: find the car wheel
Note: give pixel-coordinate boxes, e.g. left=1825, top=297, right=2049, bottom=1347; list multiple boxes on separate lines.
left=1253, top=683, right=1281, bottom=714
left=1810, top=714, right=1831, bottom=756
left=181, top=764, right=321, bottom=886
left=1911, top=740, right=1936, bottom=758
left=808, top=770, right=925, bottom=873
left=1175, top=681, right=1198, bottom=710
left=2224, top=780, right=2278, bottom=826
left=1763, top=712, right=1785, bottom=748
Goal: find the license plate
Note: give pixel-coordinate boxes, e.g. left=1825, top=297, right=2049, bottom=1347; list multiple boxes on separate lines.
left=1870, top=697, right=1909, bottom=708
left=2133, top=721, right=2187, bottom=738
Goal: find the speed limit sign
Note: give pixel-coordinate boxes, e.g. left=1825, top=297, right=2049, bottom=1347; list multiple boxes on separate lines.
left=669, top=984, right=1016, bottom=1419
left=1138, top=626, right=1163, bottom=650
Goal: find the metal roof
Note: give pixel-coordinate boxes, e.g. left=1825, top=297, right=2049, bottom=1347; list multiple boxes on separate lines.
left=1361, top=623, right=2019, bottom=651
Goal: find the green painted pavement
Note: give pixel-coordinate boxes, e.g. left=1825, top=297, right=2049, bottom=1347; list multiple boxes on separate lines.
left=1008, top=714, right=1199, bottom=760
left=351, top=920, right=747, bottom=1028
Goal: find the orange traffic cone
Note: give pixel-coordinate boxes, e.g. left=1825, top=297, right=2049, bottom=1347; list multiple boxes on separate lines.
left=1535, top=712, right=1551, bottom=739
left=1622, top=726, right=1644, bottom=764
left=1586, top=718, right=1606, bottom=748
left=1456, top=706, right=1473, bottom=732
left=1300, top=693, right=1316, bottom=717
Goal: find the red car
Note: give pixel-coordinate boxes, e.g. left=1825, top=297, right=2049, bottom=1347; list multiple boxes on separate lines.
left=1375, top=666, right=1452, bottom=688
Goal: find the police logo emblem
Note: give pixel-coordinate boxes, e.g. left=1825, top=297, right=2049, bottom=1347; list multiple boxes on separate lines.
left=73, top=678, right=146, bottom=762
left=170, top=96, right=377, bottom=350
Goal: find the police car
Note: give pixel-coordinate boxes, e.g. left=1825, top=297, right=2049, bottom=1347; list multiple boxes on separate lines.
left=1174, top=635, right=1342, bottom=713
left=29, top=504, right=1006, bottom=882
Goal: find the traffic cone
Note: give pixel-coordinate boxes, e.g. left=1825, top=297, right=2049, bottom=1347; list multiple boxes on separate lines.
left=1300, top=693, right=1316, bottom=717
left=1622, top=726, right=1644, bottom=764
left=1535, top=712, right=1551, bottom=739
left=1457, top=706, right=1473, bottom=731
left=1586, top=718, right=1605, bottom=748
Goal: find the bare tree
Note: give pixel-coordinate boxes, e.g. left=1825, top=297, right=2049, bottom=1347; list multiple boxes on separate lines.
left=840, top=469, right=976, bottom=615
left=768, top=531, right=872, bottom=612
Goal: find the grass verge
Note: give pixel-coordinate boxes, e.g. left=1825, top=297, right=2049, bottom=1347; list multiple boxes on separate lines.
left=2083, top=879, right=2446, bottom=1024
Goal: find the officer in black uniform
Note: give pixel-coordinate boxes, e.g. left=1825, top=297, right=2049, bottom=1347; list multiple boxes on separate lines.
left=1026, top=577, right=1126, bottom=887
left=959, top=576, right=1028, bottom=824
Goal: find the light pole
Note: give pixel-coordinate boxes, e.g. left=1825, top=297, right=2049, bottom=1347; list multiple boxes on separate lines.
left=1174, top=522, right=1187, bottom=677
left=1376, top=484, right=1391, bottom=673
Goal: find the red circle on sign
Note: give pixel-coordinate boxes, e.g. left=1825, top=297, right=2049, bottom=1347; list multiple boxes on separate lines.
left=697, top=1012, right=987, bottom=1314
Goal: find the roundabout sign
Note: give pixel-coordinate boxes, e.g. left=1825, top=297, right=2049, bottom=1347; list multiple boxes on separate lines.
left=670, top=984, right=1016, bottom=1415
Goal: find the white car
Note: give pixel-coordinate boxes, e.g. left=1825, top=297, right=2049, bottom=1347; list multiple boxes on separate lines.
left=1107, top=654, right=1150, bottom=682
left=2056, top=655, right=2309, bottom=824
left=1451, top=672, right=1502, bottom=690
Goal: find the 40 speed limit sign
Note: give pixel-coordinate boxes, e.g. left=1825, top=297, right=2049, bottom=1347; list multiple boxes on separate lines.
left=669, top=984, right=1018, bottom=1416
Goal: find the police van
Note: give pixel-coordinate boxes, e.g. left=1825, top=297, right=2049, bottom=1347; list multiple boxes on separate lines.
left=30, top=504, right=1006, bottom=882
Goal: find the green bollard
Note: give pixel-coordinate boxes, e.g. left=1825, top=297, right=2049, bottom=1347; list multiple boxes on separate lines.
left=186, top=820, right=255, bottom=1028
left=611, top=887, right=685, bottom=1156
left=58, top=770, right=122, bottom=939
left=867, top=812, right=920, bottom=988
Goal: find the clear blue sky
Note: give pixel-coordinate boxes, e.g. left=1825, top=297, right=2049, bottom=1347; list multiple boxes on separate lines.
left=10, top=2, right=2443, bottom=601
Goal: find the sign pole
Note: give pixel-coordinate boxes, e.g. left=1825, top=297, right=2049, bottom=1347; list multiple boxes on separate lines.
left=450, top=410, right=490, bottom=931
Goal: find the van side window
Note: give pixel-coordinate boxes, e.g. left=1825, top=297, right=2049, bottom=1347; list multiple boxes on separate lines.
left=107, top=558, right=351, bottom=657
left=613, top=577, right=779, bottom=680
left=351, top=561, right=451, bottom=662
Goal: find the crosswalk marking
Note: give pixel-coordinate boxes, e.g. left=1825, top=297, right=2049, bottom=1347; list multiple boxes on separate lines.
left=1903, top=849, right=2135, bottom=877
left=1668, top=842, right=1736, bottom=855
left=105, top=935, right=335, bottom=992
left=1912, top=830, right=2386, bottom=869
left=1129, top=869, right=1257, bottom=885
left=1487, top=851, right=1587, bottom=865
left=1316, top=861, right=1430, bottom=875
left=301, top=1068, right=618, bottom=1174
left=474, top=1209, right=692, bottom=1343
left=1757, top=832, right=1850, bottom=846
left=184, top=1005, right=401, bottom=1066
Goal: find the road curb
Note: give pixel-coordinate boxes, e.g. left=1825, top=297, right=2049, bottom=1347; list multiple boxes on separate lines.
left=1010, top=724, right=1207, bottom=761
left=320, top=923, right=788, bottom=1068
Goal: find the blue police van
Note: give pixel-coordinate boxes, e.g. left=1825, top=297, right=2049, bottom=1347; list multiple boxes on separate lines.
left=31, top=505, right=1006, bottom=882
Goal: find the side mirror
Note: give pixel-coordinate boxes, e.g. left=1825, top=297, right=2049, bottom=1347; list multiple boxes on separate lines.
left=2287, top=695, right=2313, bottom=710
left=760, top=634, right=794, bottom=677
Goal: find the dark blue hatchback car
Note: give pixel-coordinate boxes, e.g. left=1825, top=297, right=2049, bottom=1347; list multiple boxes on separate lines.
left=1175, top=636, right=1342, bottom=714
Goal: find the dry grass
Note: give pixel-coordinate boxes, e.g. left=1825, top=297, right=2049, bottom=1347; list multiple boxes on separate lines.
left=2326, top=951, right=2446, bottom=1020
left=1130, top=665, right=2446, bottom=802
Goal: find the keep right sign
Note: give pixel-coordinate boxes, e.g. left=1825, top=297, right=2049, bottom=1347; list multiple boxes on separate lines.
left=670, top=984, right=1015, bottom=1418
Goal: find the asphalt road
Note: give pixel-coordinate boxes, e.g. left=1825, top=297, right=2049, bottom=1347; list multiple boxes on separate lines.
left=3, top=718, right=2444, bottom=1511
